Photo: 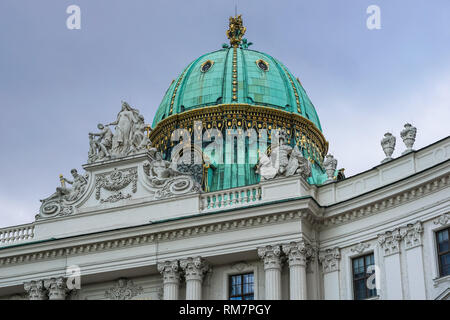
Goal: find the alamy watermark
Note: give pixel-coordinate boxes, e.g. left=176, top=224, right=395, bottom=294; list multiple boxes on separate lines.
left=66, top=5, right=81, bottom=30
left=367, top=5, right=381, bottom=30
left=66, top=265, right=81, bottom=290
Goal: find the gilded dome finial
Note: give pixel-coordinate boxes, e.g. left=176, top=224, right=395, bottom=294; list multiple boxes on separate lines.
left=226, top=14, right=246, bottom=47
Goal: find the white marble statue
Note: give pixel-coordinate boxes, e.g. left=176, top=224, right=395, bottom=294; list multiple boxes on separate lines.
left=39, top=169, right=89, bottom=218
left=88, top=123, right=113, bottom=162
left=290, top=145, right=312, bottom=179
left=255, top=132, right=311, bottom=181
left=145, top=152, right=181, bottom=183
left=108, top=101, right=141, bottom=157
left=381, top=132, right=396, bottom=163
left=270, top=131, right=293, bottom=176
left=400, top=123, right=417, bottom=155
left=88, top=101, right=152, bottom=163
left=255, top=150, right=278, bottom=181
left=142, top=151, right=201, bottom=199
left=41, top=169, right=87, bottom=203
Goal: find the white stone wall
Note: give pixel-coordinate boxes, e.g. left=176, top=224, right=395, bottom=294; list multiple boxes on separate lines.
left=0, top=137, right=448, bottom=300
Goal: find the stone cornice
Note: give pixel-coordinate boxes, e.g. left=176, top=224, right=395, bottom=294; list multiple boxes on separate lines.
left=320, top=172, right=449, bottom=228
left=0, top=172, right=447, bottom=268
left=0, top=210, right=307, bottom=266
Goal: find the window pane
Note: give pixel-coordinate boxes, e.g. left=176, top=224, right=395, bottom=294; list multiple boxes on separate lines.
left=440, top=253, right=450, bottom=276
left=437, top=229, right=449, bottom=252
left=353, top=257, right=364, bottom=275
left=244, top=283, right=253, bottom=294
left=353, top=253, right=376, bottom=300
left=354, top=279, right=366, bottom=300
left=368, top=287, right=377, bottom=298
left=244, top=273, right=254, bottom=284
left=244, top=295, right=254, bottom=300
left=366, top=254, right=374, bottom=266
left=234, top=284, right=241, bottom=295
left=229, top=273, right=254, bottom=300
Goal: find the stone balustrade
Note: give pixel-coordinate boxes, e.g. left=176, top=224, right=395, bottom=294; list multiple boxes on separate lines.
left=200, top=185, right=262, bottom=212
left=0, top=223, right=34, bottom=245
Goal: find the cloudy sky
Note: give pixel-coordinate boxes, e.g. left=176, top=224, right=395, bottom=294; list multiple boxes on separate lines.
left=0, top=0, right=449, bottom=228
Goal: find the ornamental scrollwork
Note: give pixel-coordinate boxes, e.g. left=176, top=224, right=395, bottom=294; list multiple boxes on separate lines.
left=318, top=247, right=341, bottom=273
left=282, top=241, right=314, bottom=267
left=38, top=169, right=89, bottom=219
left=350, top=242, right=370, bottom=254
left=378, top=221, right=423, bottom=255
left=95, top=167, right=137, bottom=203
left=434, top=213, right=449, bottom=226
left=257, top=245, right=283, bottom=270
left=142, top=149, right=202, bottom=200
left=104, top=278, right=143, bottom=300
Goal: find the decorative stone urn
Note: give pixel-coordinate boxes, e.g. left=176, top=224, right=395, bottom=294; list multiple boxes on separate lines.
left=381, top=132, right=396, bottom=163
left=400, top=123, right=417, bottom=155
left=323, top=154, right=337, bottom=183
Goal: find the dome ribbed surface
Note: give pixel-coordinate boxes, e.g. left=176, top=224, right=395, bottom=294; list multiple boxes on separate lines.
left=152, top=48, right=322, bottom=131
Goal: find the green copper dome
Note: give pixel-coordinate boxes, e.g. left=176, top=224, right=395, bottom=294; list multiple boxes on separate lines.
left=152, top=47, right=322, bottom=132
left=150, top=16, right=329, bottom=192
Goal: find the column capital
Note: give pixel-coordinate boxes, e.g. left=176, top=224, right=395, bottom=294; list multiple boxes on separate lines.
left=24, top=280, right=47, bottom=300
left=257, top=245, right=283, bottom=271
left=378, top=221, right=423, bottom=255
left=282, top=241, right=314, bottom=267
left=157, top=260, right=181, bottom=284
left=43, top=277, right=68, bottom=300
left=318, top=247, right=341, bottom=274
left=404, top=221, right=423, bottom=250
left=180, top=257, right=210, bottom=282
left=378, top=228, right=404, bottom=256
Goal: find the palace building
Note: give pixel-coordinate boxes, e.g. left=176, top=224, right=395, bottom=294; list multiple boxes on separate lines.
left=0, top=16, right=449, bottom=300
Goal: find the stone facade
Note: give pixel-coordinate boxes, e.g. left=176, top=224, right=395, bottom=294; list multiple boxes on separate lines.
left=0, top=133, right=449, bottom=300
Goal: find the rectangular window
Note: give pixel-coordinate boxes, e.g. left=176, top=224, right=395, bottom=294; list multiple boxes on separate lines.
left=436, top=227, right=450, bottom=277
left=352, top=253, right=377, bottom=300
left=229, top=273, right=254, bottom=300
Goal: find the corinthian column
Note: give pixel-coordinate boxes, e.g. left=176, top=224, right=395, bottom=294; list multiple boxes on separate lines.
left=257, top=245, right=283, bottom=300
left=43, top=277, right=68, bottom=300
left=180, top=257, right=210, bottom=300
left=157, top=260, right=181, bottom=300
left=282, top=241, right=313, bottom=300
left=24, top=280, right=47, bottom=300
left=319, top=247, right=341, bottom=300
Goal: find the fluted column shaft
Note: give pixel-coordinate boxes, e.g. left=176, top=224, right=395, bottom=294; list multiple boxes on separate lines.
left=289, top=264, right=306, bottom=299
left=180, top=257, right=209, bottom=300
left=258, top=245, right=282, bottom=300
left=283, top=241, right=313, bottom=300
left=186, top=277, right=202, bottom=300
left=157, top=260, right=180, bottom=300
